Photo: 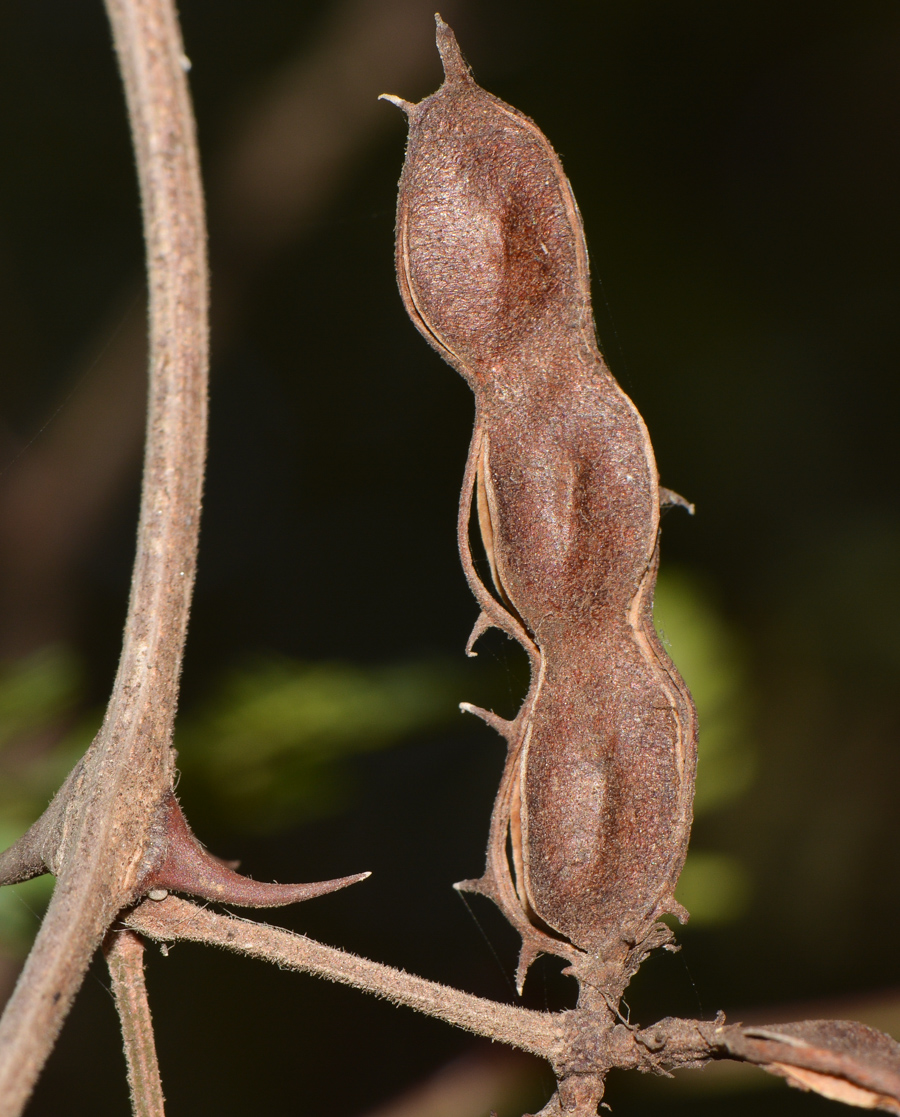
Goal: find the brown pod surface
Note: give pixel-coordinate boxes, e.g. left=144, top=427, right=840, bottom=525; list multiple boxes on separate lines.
left=386, top=18, right=697, bottom=995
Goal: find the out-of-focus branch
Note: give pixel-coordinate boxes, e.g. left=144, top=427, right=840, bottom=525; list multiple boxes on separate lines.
left=0, top=0, right=208, bottom=1109
left=0, top=299, right=147, bottom=660
left=210, top=0, right=466, bottom=348
left=0, top=0, right=467, bottom=669
left=213, top=0, right=464, bottom=264
left=350, top=1048, right=542, bottom=1117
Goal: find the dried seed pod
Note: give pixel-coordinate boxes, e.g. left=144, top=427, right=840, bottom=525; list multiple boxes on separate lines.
left=385, top=18, right=697, bottom=998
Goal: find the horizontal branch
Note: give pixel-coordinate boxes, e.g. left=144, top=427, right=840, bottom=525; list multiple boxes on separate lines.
left=125, top=896, right=563, bottom=1060
left=126, top=896, right=900, bottom=1117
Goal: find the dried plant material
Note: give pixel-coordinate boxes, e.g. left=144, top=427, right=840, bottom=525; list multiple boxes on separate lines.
left=126, top=894, right=564, bottom=1059
left=385, top=16, right=696, bottom=1000
left=125, top=893, right=900, bottom=1117
left=0, top=1, right=366, bottom=1110
left=140, top=793, right=369, bottom=907
left=720, top=1021, right=900, bottom=1114
left=104, top=930, right=165, bottom=1117
left=3, top=11, right=895, bottom=1116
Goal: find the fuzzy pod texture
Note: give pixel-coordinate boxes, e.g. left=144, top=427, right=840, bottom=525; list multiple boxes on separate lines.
left=386, top=18, right=697, bottom=995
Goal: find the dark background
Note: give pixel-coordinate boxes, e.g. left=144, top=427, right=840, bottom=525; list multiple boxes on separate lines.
left=0, top=0, right=898, bottom=1113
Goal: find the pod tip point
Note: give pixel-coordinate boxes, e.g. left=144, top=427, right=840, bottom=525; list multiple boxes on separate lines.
left=434, top=14, right=472, bottom=84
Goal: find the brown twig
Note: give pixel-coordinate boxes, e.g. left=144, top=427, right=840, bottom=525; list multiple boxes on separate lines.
left=104, top=929, right=166, bottom=1117
left=126, top=895, right=563, bottom=1059
left=0, top=0, right=460, bottom=1015
left=0, top=0, right=208, bottom=1108
left=0, top=1, right=429, bottom=1103
left=126, top=895, right=900, bottom=1116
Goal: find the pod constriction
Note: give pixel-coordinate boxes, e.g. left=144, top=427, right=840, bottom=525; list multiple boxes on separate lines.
left=386, top=17, right=697, bottom=999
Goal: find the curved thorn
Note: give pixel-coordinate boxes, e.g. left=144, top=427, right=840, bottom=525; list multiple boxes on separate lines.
left=0, top=839, right=47, bottom=889
left=460, top=702, right=514, bottom=739
left=143, top=794, right=370, bottom=909
left=515, top=941, right=542, bottom=996
left=465, top=610, right=493, bottom=656
left=379, top=92, right=415, bottom=114
left=0, top=760, right=78, bottom=886
left=658, top=486, right=695, bottom=515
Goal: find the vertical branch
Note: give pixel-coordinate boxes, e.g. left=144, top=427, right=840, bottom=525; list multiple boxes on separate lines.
left=105, top=930, right=166, bottom=1117
left=0, top=0, right=208, bottom=1110
left=100, top=0, right=208, bottom=769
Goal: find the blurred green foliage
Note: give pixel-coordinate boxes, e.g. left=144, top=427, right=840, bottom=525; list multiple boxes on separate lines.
left=0, top=647, right=83, bottom=952
left=655, top=568, right=757, bottom=926
left=654, top=568, right=757, bottom=816
left=674, top=850, right=751, bottom=928
left=0, top=650, right=472, bottom=953
left=0, top=646, right=84, bottom=830
left=0, top=569, right=760, bottom=949
left=175, top=656, right=470, bottom=830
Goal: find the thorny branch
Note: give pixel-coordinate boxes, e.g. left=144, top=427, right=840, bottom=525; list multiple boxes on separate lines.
left=0, top=0, right=361, bottom=1112
left=0, top=5, right=897, bottom=1116
left=0, top=0, right=209, bottom=1106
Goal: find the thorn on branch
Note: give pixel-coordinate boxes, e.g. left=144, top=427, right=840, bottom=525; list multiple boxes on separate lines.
left=140, top=793, right=370, bottom=908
